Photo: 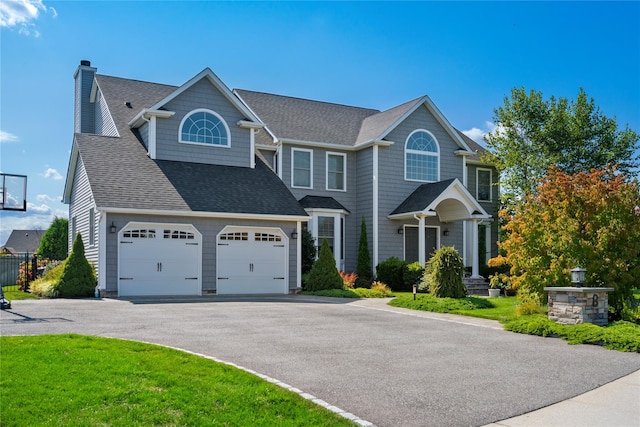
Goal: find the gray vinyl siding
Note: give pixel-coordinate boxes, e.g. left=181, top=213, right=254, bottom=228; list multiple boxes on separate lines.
left=155, top=79, right=250, bottom=167
left=138, top=122, right=149, bottom=150
left=104, top=214, right=299, bottom=294
left=74, top=67, right=95, bottom=134
left=68, top=156, right=99, bottom=273
left=376, top=105, right=465, bottom=264
left=280, top=144, right=359, bottom=271
left=94, top=88, right=118, bottom=137
left=354, top=147, right=374, bottom=272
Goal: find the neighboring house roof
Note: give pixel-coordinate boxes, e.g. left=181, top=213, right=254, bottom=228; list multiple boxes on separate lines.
left=390, top=178, right=490, bottom=222
left=1, top=229, right=45, bottom=253
left=298, top=196, right=350, bottom=213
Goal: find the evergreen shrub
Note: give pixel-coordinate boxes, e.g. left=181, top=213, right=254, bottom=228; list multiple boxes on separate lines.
left=57, top=234, right=96, bottom=297
left=375, top=257, right=406, bottom=291
left=304, top=239, right=343, bottom=291
left=423, top=246, right=466, bottom=298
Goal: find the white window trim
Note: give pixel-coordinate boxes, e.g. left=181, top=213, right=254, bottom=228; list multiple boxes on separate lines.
left=404, top=129, right=440, bottom=183
left=306, top=209, right=346, bottom=271
left=476, top=167, right=493, bottom=202
left=325, top=151, right=347, bottom=192
left=291, top=147, right=313, bottom=189
left=178, top=108, right=231, bottom=148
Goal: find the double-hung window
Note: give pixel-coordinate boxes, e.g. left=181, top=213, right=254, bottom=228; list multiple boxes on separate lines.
left=326, top=152, right=346, bottom=191
left=476, top=168, right=492, bottom=201
left=292, top=148, right=313, bottom=188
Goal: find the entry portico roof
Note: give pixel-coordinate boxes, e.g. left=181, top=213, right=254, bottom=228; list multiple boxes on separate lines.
left=389, top=178, right=490, bottom=222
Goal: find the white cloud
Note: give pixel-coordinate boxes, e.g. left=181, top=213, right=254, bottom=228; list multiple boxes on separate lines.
left=43, top=168, right=62, bottom=180
left=36, top=194, right=60, bottom=204
left=0, top=130, right=19, bottom=143
left=0, top=0, right=56, bottom=37
left=462, top=121, right=499, bottom=145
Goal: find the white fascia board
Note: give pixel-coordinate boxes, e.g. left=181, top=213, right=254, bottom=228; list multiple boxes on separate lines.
left=62, top=138, right=80, bottom=204
left=149, top=69, right=262, bottom=124
left=454, top=149, right=473, bottom=156
left=387, top=210, right=438, bottom=220
left=128, top=109, right=175, bottom=128
left=353, top=139, right=395, bottom=150
left=99, top=207, right=310, bottom=222
left=466, top=158, right=493, bottom=166
left=279, top=138, right=356, bottom=151
left=256, top=144, right=277, bottom=151
left=237, top=120, right=265, bottom=129
left=304, top=207, right=350, bottom=216
left=89, top=79, right=98, bottom=103
left=376, top=95, right=472, bottom=152
left=426, top=179, right=490, bottom=218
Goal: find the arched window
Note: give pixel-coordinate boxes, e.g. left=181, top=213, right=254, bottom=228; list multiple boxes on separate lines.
left=179, top=109, right=230, bottom=146
left=405, top=130, right=439, bottom=182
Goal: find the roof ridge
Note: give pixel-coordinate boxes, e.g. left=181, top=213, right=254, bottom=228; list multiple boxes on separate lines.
left=235, top=88, right=380, bottom=113
left=97, top=73, right=178, bottom=90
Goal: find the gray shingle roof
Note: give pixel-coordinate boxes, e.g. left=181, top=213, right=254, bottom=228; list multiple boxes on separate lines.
left=390, top=179, right=456, bottom=216
left=355, top=96, right=423, bottom=144
left=75, top=76, right=307, bottom=217
left=76, top=133, right=306, bottom=216
left=298, top=196, right=350, bottom=213
left=235, top=90, right=379, bottom=146
left=457, top=130, right=488, bottom=163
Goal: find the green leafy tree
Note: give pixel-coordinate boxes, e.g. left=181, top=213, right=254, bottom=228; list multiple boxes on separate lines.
left=423, top=246, right=466, bottom=298
left=36, top=217, right=69, bottom=260
left=483, top=87, right=639, bottom=201
left=499, top=166, right=640, bottom=318
left=304, top=239, right=343, bottom=291
left=356, top=217, right=372, bottom=288
left=300, top=229, right=316, bottom=274
left=57, top=233, right=96, bottom=297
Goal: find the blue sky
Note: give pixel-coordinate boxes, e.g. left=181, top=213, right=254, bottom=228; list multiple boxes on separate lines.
left=1, top=0, right=639, bottom=245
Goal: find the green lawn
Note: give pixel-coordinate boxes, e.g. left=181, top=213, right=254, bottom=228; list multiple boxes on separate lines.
left=0, top=334, right=355, bottom=427
left=2, top=284, right=40, bottom=300
left=389, top=292, right=522, bottom=322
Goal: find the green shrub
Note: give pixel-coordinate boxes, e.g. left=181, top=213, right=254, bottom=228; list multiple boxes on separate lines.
left=516, top=301, right=544, bottom=316
left=370, top=281, right=392, bottom=295
left=29, top=261, right=66, bottom=297
left=376, top=257, right=406, bottom=291
left=403, top=261, right=424, bottom=291
left=304, top=239, right=343, bottom=292
left=356, top=217, right=373, bottom=288
left=424, top=246, right=466, bottom=298
left=57, top=234, right=96, bottom=297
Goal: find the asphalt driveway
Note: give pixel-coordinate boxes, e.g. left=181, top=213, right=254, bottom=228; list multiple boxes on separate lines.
left=1, top=295, right=639, bottom=426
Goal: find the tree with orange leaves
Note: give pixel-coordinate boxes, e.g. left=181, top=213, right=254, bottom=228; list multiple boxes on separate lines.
left=499, top=166, right=640, bottom=318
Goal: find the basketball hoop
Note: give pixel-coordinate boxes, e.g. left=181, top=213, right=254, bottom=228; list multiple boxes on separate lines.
left=0, top=173, right=27, bottom=211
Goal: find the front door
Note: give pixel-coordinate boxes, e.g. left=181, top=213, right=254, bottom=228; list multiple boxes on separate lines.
left=404, top=226, right=438, bottom=264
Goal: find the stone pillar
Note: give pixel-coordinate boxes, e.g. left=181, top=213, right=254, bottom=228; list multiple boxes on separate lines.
left=544, top=287, right=614, bottom=326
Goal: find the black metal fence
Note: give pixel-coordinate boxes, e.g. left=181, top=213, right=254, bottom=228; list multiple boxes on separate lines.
left=0, top=253, right=40, bottom=290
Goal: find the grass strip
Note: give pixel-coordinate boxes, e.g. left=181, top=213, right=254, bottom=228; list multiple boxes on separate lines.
left=0, top=334, right=355, bottom=426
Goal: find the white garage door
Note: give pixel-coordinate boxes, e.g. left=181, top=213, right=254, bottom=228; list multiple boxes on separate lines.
left=216, top=227, right=287, bottom=295
left=119, top=223, right=201, bottom=296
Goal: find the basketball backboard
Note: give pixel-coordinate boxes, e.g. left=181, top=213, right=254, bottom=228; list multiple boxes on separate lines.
left=0, top=173, right=27, bottom=211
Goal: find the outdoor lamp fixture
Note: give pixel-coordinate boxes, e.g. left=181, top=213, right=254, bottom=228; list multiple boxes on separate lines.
left=110, top=222, right=117, bottom=234
left=397, top=227, right=404, bottom=235
left=443, top=228, right=450, bottom=236
left=412, top=284, right=417, bottom=300
left=571, top=267, right=586, bottom=288
left=291, top=230, right=298, bottom=239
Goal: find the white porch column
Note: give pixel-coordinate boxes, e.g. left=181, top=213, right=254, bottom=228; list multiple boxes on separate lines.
left=471, top=219, right=482, bottom=278
left=418, top=215, right=426, bottom=265
left=296, top=221, right=302, bottom=288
